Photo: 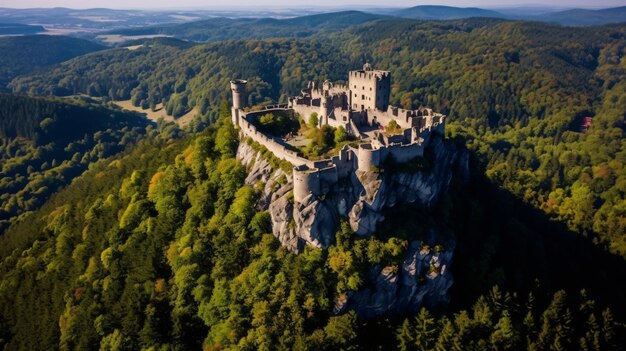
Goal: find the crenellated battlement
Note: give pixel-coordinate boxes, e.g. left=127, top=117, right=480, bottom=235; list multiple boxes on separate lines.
left=230, top=64, right=446, bottom=203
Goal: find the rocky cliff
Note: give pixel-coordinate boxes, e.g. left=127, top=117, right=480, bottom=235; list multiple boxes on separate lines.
left=236, top=134, right=469, bottom=317
left=335, top=237, right=454, bottom=318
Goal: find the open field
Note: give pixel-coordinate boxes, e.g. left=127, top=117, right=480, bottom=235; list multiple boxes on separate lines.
left=114, top=100, right=197, bottom=126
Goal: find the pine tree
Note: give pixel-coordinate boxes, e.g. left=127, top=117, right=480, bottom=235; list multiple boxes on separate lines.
left=601, top=308, right=617, bottom=349
left=414, top=308, right=437, bottom=351
left=396, top=319, right=414, bottom=351
left=490, top=310, right=518, bottom=350
left=435, top=316, right=459, bottom=351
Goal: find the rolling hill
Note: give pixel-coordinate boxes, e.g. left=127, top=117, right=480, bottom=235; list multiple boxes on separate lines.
left=0, top=35, right=104, bottom=91
left=535, top=6, right=626, bottom=26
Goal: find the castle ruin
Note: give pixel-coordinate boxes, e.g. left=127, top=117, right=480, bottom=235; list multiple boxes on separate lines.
left=230, top=64, right=446, bottom=204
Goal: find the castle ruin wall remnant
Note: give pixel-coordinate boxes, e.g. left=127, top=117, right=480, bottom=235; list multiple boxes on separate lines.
left=229, top=64, right=447, bottom=203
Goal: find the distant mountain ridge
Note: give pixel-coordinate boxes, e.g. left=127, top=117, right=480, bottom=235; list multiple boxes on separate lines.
left=390, top=5, right=626, bottom=26
left=391, top=5, right=505, bottom=20
left=107, top=11, right=388, bottom=42
left=533, top=6, right=626, bottom=26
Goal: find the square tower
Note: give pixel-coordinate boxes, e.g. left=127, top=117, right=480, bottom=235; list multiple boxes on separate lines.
left=348, top=63, right=391, bottom=111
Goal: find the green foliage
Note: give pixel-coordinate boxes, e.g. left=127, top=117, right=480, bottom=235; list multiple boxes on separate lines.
left=257, top=112, right=300, bottom=136
left=110, top=11, right=386, bottom=42
left=0, top=94, right=150, bottom=233
left=0, top=35, right=104, bottom=91
left=304, top=124, right=336, bottom=158
left=308, top=112, right=319, bottom=129
left=0, top=103, right=624, bottom=350
left=386, top=120, right=401, bottom=134
left=215, top=102, right=238, bottom=159
left=395, top=289, right=622, bottom=351
left=334, top=126, right=348, bottom=144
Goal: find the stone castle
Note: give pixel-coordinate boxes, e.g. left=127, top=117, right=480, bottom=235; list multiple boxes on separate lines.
left=230, top=64, right=446, bottom=204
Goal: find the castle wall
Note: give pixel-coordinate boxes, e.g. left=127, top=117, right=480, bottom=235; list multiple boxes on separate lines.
left=386, top=142, right=425, bottom=163
left=237, top=108, right=311, bottom=167
left=292, top=105, right=320, bottom=126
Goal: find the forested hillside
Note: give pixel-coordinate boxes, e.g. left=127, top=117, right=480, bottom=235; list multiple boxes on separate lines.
left=11, top=19, right=626, bottom=256
left=0, top=35, right=104, bottom=91
left=0, top=106, right=623, bottom=350
left=0, top=94, right=151, bottom=233
left=104, top=11, right=387, bottom=43
left=0, top=23, right=44, bottom=35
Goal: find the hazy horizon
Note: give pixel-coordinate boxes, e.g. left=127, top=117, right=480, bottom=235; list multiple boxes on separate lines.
left=1, top=0, right=624, bottom=10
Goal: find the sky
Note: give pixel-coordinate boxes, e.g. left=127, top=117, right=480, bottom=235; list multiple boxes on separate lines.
left=1, top=0, right=624, bottom=9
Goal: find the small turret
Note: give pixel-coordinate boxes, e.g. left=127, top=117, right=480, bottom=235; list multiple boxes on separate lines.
left=230, top=79, right=247, bottom=126
left=230, top=79, right=248, bottom=110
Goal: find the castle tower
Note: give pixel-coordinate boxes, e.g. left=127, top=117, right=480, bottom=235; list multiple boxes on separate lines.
left=293, top=165, right=321, bottom=203
left=320, top=94, right=332, bottom=125
left=348, top=64, right=391, bottom=112
left=230, top=79, right=247, bottom=126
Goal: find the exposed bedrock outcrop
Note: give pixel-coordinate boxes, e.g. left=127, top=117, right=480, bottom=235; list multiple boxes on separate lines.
left=335, top=237, right=454, bottom=318
left=236, top=135, right=468, bottom=317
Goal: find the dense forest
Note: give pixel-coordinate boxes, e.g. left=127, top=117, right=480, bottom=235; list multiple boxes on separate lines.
left=0, top=106, right=623, bottom=349
left=0, top=15, right=624, bottom=350
left=0, top=94, right=151, bottom=233
left=0, top=35, right=104, bottom=91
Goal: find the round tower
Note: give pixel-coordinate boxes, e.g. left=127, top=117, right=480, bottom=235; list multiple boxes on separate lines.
left=320, top=95, right=332, bottom=125
left=357, top=143, right=380, bottom=172
left=230, top=79, right=248, bottom=110
left=293, top=165, right=321, bottom=203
